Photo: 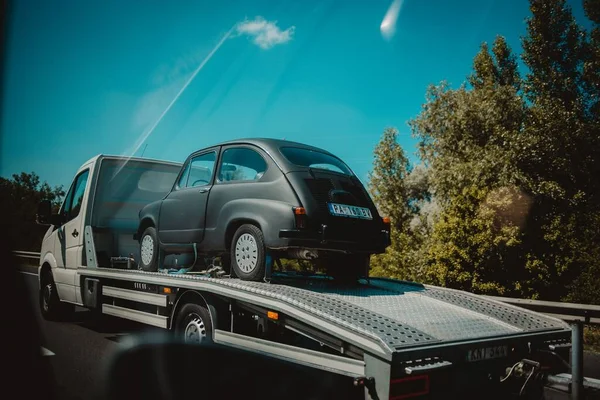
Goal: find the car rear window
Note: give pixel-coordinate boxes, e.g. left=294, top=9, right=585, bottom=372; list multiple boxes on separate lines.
left=280, top=147, right=352, bottom=175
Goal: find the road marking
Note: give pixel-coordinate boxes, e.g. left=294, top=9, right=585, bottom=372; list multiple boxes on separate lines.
left=18, top=271, right=38, bottom=277
left=41, top=347, right=55, bottom=357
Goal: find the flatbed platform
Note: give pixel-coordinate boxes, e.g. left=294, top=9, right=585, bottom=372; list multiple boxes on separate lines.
left=79, top=268, right=571, bottom=362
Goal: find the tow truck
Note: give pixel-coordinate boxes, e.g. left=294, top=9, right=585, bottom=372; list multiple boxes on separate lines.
left=35, top=155, right=573, bottom=399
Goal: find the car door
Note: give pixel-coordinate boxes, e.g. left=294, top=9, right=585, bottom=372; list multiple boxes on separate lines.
left=158, top=149, right=218, bottom=244
left=54, top=168, right=90, bottom=302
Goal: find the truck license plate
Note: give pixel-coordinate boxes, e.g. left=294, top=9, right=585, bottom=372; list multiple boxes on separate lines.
left=328, top=203, right=372, bottom=220
left=466, top=345, right=508, bottom=362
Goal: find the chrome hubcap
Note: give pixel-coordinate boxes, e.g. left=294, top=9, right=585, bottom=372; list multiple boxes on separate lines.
left=141, top=235, right=154, bottom=265
left=184, top=315, right=207, bottom=344
left=235, top=233, right=258, bottom=273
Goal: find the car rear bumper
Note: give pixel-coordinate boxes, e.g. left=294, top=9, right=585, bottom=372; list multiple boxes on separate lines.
left=278, top=228, right=390, bottom=253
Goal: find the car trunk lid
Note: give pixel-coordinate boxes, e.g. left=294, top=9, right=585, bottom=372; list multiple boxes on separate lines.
left=286, top=170, right=382, bottom=239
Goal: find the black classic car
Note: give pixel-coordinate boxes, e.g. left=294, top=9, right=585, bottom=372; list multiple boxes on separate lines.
left=136, top=138, right=391, bottom=281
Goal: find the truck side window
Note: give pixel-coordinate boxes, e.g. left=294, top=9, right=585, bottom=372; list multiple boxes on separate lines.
left=69, top=170, right=89, bottom=219
left=218, top=148, right=267, bottom=182
left=187, top=152, right=216, bottom=187
left=60, top=169, right=89, bottom=223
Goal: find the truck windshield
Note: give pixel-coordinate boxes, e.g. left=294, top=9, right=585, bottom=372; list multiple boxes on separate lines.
left=280, top=147, right=352, bottom=175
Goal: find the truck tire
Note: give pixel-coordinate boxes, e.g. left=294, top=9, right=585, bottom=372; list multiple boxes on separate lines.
left=325, top=254, right=370, bottom=283
left=231, top=224, right=266, bottom=281
left=39, top=271, right=73, bottom=321
left=175, top=303, right=213, bottom=344
left=139, top=226, right=162, bottom=272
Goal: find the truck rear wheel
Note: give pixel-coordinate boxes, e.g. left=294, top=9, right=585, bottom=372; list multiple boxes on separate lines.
left=175, top=303, right=213, bottom=344
left=231, top=224, right=266, bottom=281
left=139, top=227, right=163, bottom=272
left=40, top=271, right=73, bottom=321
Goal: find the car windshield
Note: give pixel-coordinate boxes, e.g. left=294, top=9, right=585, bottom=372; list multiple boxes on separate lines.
left=280, top=147, right=352, bottom=175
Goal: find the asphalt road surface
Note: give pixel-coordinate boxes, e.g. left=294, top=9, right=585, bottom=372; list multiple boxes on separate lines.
left=15, top=266, right=600, bottom=400
left=18, top=267, right=161, bottom=400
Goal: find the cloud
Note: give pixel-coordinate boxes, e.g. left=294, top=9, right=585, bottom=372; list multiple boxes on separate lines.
left=236, top=17, right=295, bottom=49
left=380, top=0, right=404, bottom=40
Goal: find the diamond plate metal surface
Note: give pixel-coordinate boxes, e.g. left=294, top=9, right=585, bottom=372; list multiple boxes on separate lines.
left=86, top=269, right=567, bottom=353
left=303, top=281, right=521, bottom=343
left=367, top=279, right=567, bottom=332
left=231, top=279, right=438, bottom=349
left=423, top=286, right=566, bottom=331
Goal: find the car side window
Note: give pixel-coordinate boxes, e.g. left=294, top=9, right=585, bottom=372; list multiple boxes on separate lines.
left=60, top=169, right=89, bottom=223
left=218, top=148, right=267, bottom=183
left=186, top=152, right=216, bottom=188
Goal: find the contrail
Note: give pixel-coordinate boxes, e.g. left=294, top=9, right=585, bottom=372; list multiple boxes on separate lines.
left=380, top=0, right=403, bottom=40
left=123, top=24, right=237, bottom=161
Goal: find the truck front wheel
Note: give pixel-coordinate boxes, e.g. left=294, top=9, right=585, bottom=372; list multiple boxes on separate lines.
left=139, top=226, right=163, bottom=272
left=231, top=224, right=266, bottom=281
left=40, top=271, right=73, bottom=321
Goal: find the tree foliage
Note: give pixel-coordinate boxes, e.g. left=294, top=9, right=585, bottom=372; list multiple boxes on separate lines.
left=0, top=172, right=64, bottom=251
left=369, top=0, right=600, bottom=303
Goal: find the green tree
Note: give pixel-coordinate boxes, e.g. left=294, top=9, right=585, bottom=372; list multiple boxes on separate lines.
left=0, top=172, right=64, bottom=251
left=515, top=0, right=600, bottom=301
left=407, top=36, right=529, bottom=295
left=367, top=128, right=419, bottom=280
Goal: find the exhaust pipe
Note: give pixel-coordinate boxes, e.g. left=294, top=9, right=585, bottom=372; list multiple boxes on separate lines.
left=288, top=249, right=319, bottom=260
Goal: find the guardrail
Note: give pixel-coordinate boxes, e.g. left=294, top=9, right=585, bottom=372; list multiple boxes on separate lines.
left=484, top=295, right=600, bottom=326
left=13, top=250, right=43, bottom=260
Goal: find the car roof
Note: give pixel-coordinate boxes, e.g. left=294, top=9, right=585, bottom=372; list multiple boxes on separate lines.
left=214, top=137, right=334, bottom=154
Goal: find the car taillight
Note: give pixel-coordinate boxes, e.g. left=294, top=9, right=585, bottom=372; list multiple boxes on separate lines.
left=293, top=207, right=306, bottom=229
left=382, top=216, right=391, bottom=231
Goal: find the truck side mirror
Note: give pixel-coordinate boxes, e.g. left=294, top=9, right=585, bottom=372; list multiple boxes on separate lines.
left=37, top=200, right=63, bottom=226
left=36, top=200, right=52, bottom=225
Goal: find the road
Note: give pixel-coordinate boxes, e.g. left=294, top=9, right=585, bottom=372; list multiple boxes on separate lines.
left=17, top=267, right=159, bottom=400
left=15, top=266, right=600, bottom=400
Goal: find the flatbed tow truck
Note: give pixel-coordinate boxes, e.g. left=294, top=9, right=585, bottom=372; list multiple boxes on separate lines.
left=36, top=155, right=576, bottom=399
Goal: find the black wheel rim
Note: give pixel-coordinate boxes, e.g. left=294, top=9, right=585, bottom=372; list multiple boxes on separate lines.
left=42, top=283, right=52, bottom=312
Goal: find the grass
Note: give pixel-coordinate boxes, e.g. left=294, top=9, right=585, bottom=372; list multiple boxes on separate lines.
left=584, top=325, right=600, bottom=353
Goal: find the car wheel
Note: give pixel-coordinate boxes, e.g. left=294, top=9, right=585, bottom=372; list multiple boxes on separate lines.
left=231, top=224, right=266, bottom=281
left=139, top=226, right=163, bottom=272
left=325, top=254, right=370, bottom=282
left=175, top=303, right=213, bottom=344
left=40, top=270, right=73, bottom=321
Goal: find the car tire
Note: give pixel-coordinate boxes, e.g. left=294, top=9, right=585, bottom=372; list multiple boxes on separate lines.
left=139, top=226, right=163, bottom=272
left=40, top=270, right=74, bottom=321
left=325, top=254, right=370, bottom=282
left=175, top=303, right=213, bottom=344
left=230, top=224, right=266, bottom=281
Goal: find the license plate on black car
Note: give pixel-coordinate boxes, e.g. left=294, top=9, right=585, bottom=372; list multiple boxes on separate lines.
left=328, top=203, right=372, bottom=220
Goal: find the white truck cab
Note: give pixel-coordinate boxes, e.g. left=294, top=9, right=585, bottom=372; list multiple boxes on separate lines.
left=37, top=155, right=181, bottom=317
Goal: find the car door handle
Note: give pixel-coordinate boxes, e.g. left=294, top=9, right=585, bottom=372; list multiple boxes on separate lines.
left=72, top=229, right=79, bottom=238
left=198, top=187, right=210, bottom=193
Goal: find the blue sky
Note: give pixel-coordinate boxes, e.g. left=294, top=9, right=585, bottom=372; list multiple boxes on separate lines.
left=0, top=0, right=591, bottom=188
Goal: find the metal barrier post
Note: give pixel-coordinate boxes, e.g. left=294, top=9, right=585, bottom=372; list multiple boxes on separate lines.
left=571, top=321, right=584, bottom=400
